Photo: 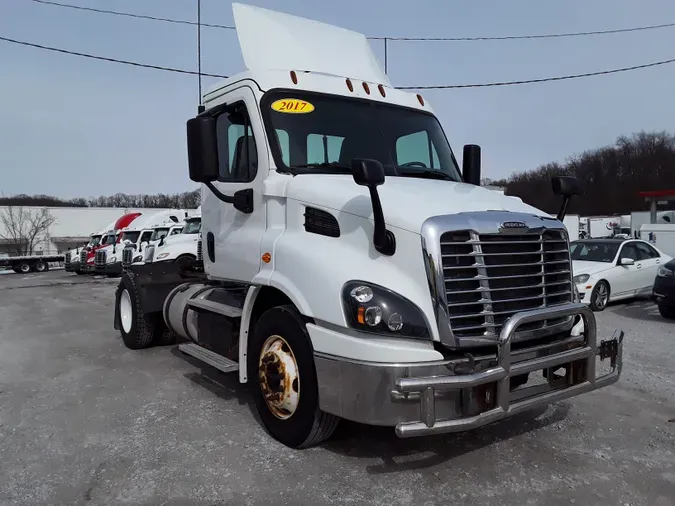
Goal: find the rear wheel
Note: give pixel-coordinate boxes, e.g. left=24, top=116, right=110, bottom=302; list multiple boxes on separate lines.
left=115, top=273, right=157, bottom=349
left=35, top=261, right=48, bottom=272
left=658, top=305, right=675, bottom=320
left=248, top=305, right=339, bottom=449
left=590, top=281, right=610, bottom=312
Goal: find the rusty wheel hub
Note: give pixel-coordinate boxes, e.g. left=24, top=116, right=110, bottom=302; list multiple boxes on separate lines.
left=258, top=335, right=299, bottom=419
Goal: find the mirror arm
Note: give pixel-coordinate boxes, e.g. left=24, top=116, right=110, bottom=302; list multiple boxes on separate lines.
left=205, top=182, right=234, bottom=204
left=556, top=197, right=570, bottom=221
left=367, top=186, right=396, bottom=256
left=205, top=183, right=254, bottom=214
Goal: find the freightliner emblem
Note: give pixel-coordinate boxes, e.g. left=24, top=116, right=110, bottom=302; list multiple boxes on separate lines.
left=500, top=221, right=528, bottom=231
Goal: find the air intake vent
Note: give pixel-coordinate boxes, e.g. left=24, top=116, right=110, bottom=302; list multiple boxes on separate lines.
left=304, top=207, right=340, bottom=238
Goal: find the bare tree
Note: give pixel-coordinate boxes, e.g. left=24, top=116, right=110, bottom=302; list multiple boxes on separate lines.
left=0, top=206, right=56, bottom=256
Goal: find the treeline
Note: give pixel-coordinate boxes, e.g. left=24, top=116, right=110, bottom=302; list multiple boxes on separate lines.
left=484, top=131, right=675, bottom=216
left=0, top=190, right=201, bottom=209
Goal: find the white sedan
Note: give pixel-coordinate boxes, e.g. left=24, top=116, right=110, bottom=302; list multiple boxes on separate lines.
left=571, top=238, right=672, bottom=311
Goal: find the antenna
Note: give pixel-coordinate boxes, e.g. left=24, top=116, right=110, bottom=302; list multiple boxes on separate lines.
left=197, top=0, right=204, bottom=114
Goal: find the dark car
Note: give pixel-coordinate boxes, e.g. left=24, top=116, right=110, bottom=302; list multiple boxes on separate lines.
left=653, top=258, right=675, bottom=319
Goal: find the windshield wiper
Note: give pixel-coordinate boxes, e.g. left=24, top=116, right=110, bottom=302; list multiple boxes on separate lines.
left=290, top=162, right=352, bottom=173
left=397, top=169, right=456, bottom=181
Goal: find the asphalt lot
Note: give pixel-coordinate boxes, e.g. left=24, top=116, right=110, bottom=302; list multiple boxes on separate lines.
left=0, top=271, right=673, bottom=506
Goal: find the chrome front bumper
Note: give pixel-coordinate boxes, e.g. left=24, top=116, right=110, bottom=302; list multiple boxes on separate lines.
left=314, top=303, right=623, bottom=438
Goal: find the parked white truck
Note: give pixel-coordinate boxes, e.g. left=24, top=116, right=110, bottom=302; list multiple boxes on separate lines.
left=113, top=4, right=623, bottom=449
left=95, top=210, right=186, bottom=277
left=139, top=209, right=202, bottom=266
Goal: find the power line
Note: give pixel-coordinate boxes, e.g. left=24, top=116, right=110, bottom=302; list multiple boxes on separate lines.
left=2, top=35, right=674, bottom=89
left=28, top=0, right=675, bottom=42
left=0, top=36, right=228, bottom=78
left=28, top=0, right=235, bottom=30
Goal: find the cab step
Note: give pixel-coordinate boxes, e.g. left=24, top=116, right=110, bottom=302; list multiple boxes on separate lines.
left=186, top=298, right=242, bottom=318
left=178, top=343, right=239, bottom=374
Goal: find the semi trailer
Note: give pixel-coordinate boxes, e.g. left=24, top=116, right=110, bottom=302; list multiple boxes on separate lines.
left=113, top=3, right=624, bottom=449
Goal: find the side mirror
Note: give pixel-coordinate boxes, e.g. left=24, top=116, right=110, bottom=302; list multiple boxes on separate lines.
left=552, top=176, right=584, bottom=198
left=350, top=158, right=395, bottom=256
left=462, top=144, right=481, bottom=186
left=551, top=175, right=583, bottom=221
left=620, top=257, right=635, bottom=266
left=351, top=158, right=385, bottom=187
left=187, top=115, right=219, bottom=183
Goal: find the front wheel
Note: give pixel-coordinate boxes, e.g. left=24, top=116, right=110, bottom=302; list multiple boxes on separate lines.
left=249, top=305, right=339, bottom=448
left=658, top=304, right=675, bottom=320
left=590, top=281, right=610, bottom=312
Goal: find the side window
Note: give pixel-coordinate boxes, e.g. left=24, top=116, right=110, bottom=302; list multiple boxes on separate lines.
left=620, top=243, right=639, bottom=261
left=170, top=228, right=182, bottom=236
left=215, top=102, right=258, bottom=182
left=396, top=130, right=440, bottom=168
left=307, top=134, right=345, bottom=164
left=140, top=231, right=153, bottom=244
left=636, top=242, right=659, bottom=260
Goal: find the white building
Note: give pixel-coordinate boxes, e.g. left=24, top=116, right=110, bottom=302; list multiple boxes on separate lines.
left=0, top=206, right=198, bottom=256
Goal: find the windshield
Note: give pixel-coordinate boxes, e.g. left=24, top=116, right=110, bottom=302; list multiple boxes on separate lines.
left=87, top=235, right=102, bottom=247
left=262, top=91, right=462, bottom=181
left=102, top=234, right=115, bottom=246
left=183, top=219, right=201, bottom=234
left=570, top=241, right=620, bottom=263
left=151, top=228, right=169, bottom=241
left=122, top=231, right=141, bottom=244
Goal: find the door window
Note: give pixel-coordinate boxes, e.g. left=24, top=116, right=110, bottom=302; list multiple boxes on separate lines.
left=635, top=242, right=659, bottom=260
left=140, top=231, right=153, bottom=244
left=619, top=243, right=639, bottom=261
left=215, top=102, right=258, bottom=182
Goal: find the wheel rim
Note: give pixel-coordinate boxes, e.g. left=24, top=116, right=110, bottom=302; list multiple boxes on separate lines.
left=258, top=334, right=300, bottom=420
left=119, top=289, right=133, bottom=333
left=36, top=263, right=45, bottom=272
left=594, top=283, right=608, bottom=309
left=20, top=264, right=30, bottom=273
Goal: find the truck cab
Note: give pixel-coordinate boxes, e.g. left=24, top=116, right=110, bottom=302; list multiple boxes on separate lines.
left=142, top=209, right=202, bottom=265
left=114, top=3, right=623, bottom=449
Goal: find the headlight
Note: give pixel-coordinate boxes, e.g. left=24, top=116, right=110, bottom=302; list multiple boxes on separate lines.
left=573, top=274, right=590, bottom=284
left=342, top=281, right=431, bottom=339
left=657, top=266, right=674, bottom=277
left=156, top=253, right=170, bottom=260
left=108, top=256, right=117, bottom=263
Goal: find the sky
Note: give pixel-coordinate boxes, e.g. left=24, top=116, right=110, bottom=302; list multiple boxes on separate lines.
left=1, top=0, right=674, bottom=199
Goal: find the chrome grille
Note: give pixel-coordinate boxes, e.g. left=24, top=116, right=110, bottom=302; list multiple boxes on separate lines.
left=122, top=247, right=133, bottom=267
left=79, top=250, right=87, bottom=263
left=197, top=235, right=203, bottom=262
left=441, top=229, right=573, bottom=340
left=64, top=252, right=71, bottom=265
left=95, top=250, right=106, bottom=266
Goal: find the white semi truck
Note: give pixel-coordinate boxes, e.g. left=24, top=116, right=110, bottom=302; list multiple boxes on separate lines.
left=140, top=208, right=202, bottom=266
left=113, top=4, right=623, bottom=449
left=95, top=210, right=186, bottom=277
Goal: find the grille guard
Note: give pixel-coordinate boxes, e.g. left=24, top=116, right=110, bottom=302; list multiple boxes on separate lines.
left=393, top=302, right=623, bottom=437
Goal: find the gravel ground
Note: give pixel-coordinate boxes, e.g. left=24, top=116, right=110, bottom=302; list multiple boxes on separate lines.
left=0, top=270, right=673, bottom=506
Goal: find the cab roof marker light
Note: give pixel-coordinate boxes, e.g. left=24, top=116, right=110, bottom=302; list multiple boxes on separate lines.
left=417, top=94, right=425, bottom=106
left=362, top=82, right=371, bottom=95
left=290, top=70, right=298, bottom=84
left=378, top=84, right=386, bottom=97
left=346, top=78, right=354, bottom=92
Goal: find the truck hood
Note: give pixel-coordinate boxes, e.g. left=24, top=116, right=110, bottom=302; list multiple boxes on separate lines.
left=286, top=174, right=547, bottom=233
left=156, top=233, right=199, bottom=250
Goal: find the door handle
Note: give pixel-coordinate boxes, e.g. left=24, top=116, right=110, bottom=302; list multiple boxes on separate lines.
left=636, top=263, right=642, bottom=269
left=656, top=259, right=661, bottom=264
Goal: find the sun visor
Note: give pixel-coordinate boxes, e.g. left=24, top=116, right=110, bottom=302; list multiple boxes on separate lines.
left=232, top=3, right=390, bottom=86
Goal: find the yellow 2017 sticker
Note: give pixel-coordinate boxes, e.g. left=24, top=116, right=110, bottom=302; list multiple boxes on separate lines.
left=271, top=98, right=315, bottom=114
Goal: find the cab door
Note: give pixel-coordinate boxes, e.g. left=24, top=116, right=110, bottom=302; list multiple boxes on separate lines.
left=201, top=85, right=267, bottom=283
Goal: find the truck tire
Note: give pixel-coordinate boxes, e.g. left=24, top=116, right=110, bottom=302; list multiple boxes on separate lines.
left=658, top=305, right=675, bottom=320
left=248, top=304, right=340, bottom=449
left=17, top=262, right=32, bottom=274
left=115, top=273, right=157, bottom=350
left=35, top=261, right=48, bottom=272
